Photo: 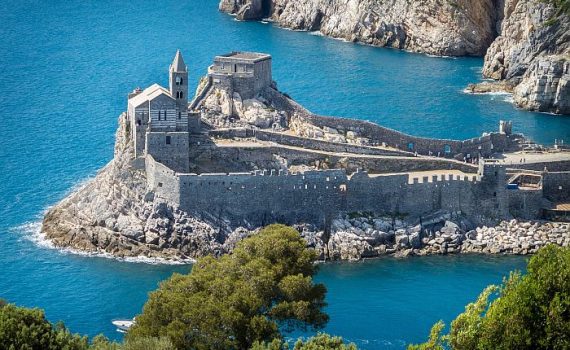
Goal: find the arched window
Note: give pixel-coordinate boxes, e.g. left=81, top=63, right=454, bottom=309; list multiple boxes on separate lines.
left=180, top=91, right=184, bottom=99
left=163, top=110, right=167, bottom=121
left=178, top=112, right=181, bottom=119
left=158, top=111, right=161, bottom=121
left=407, top=142, right=414, bottom=151
left=444, top=144, right=451, bottom=154
left=180, top=77, right=183, bottom=85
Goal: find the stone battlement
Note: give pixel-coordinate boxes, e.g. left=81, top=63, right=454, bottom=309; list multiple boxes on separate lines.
left=136, top=51, right=570, bottom=229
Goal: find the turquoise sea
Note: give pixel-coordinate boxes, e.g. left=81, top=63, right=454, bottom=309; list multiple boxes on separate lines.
left=0, top=0, right=566, bottom=348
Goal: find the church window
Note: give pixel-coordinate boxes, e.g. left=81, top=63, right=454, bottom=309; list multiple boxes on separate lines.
left=178, top=112, right=181, bottom=119
left=137, top=119, right=141, bottom=126
left=180, top=91, right=184, bottom=99
left=158, top=111, right=161, bottom=121
left=166, top=136, right=171, bottom=145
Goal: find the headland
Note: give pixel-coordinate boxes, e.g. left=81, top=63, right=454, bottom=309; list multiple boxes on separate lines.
left=42, top=50, right=570, bottom=262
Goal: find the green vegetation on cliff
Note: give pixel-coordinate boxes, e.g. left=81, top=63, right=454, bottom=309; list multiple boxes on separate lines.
left=542, top=0, right=569, bottom=24
left=409, top=245, right=570, bottom=350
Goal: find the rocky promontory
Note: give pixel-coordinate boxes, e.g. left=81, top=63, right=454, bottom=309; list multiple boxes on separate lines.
left=42, top=112, right=569, bottom=262
left=41, top=61, right=569, bottom=262
left=42, top=113, right=251, bottom=261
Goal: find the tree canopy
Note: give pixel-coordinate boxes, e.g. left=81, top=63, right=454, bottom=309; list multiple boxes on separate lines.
left=251, top=333, right=357, bottom=350
left=128, top=224, right=329, bottom=350
left=409, top=245, right=570, bottom=350
left=0, top=299, right=89, bottom=350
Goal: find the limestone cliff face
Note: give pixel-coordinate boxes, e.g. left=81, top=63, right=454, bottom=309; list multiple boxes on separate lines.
left=481, top=0, right=569, bottom=114
left=220, top=0, right=498, bottom=56
left=222, top=0, right=569, bottom=114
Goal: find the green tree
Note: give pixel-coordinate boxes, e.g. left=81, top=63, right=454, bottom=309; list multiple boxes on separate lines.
left=0, top=300, right=89, bottom=350
left=128, top=224, right=329, bottom=350
left=411, top=245, right=570, bottom=350
left=121, top=337, right=175, bottom=350
left=407, top=321, right=445, bottom=350
left=251, top=333, right=358, bottom=350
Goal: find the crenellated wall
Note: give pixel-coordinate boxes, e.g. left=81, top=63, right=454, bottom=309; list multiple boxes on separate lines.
left=144, top=161, right=526, bottom=228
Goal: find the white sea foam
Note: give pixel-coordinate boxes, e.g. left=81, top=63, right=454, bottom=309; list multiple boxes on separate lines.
left=309, top=31, right=324, bottom=36
left=425, top=53, right=456, bottom=59
left=11, top=220, right=192, bottom=265
left=461, top=88, right=512, bottom=96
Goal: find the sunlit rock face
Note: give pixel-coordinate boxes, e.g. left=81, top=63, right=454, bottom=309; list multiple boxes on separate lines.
left=219, top=0, right=498, bottom=56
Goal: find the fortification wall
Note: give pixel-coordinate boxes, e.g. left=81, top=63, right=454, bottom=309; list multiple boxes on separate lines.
left=543, top=171, right=570, bottom=202
left=207, top=143, right=479, bottom=174
left=174, top=168, right=503, bottom=227
left=146, top=155, right=180, bottom=206
left=346, top=172, right=480, bottom=218
left=210, top=128, right=413, bottom=156
left=507, top=160, right=570, bottom=172
left=146, top=132, right=189, bottom=173
left=507, top=189, right=545, bottom=219
left=299, top=114, right=505, bottom=158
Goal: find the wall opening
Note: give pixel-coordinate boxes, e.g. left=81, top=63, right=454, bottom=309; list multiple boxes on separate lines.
left=166, top=136, right=171, bottom=145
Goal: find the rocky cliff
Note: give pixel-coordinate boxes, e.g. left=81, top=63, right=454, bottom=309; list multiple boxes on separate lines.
left=219, top=0, right=499, bottom=56
left=477, top=0, right=569, bottom=114
left=41, top=114, right=249, bottom=261
left=221, top=0, right=569, bottom=114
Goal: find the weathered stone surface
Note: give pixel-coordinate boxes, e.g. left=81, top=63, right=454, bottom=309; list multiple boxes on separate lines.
left=41, top=114, right=235, bottom=262
left=219, top=0, right=498, bottom=56
left=474, top=0, right=570, bottom=114
left=303, top=213, right=570, bottom=261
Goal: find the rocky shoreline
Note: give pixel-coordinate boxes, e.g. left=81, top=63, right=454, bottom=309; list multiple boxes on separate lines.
left=41, top=114, right=569, bottom=264
left=303, top=214, right=570, bottom=261
left=219, top=0, right=569, bottom=115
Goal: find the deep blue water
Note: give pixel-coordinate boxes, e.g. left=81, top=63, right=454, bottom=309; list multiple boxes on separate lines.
left=0, top=0, right=563, bottom=348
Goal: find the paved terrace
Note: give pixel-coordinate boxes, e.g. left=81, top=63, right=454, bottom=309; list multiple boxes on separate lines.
left=213, top=139, right=480, bottom=177
left=498, top=151, right=570, bottom=165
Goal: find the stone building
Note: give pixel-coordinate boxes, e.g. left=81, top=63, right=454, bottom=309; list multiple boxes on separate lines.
left=127, top=50, right=192, bottom=172
left=209, top=51, right=272, bottom=99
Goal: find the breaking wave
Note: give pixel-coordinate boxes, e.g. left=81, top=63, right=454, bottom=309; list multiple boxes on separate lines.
left=11, top=220, right=191, bottom=266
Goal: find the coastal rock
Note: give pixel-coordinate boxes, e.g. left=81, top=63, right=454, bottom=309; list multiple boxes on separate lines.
left=473, top=0, right=570, bottom=114
left=513, top=56, right=570, bottom=114
left=219, top=0, right=498, bottom=56
left=41, top=114, right=229, bottom=261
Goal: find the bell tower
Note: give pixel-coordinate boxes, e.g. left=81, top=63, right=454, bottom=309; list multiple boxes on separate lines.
left=169, top=50, right=188, bottom=126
